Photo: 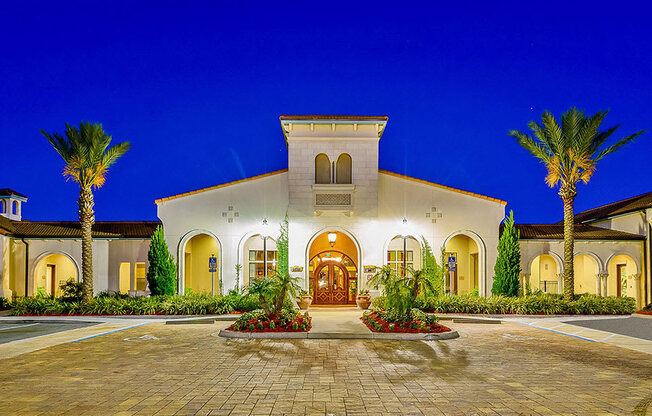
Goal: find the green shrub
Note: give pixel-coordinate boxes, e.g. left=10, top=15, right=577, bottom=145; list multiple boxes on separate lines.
left=642, top=303, right=652, bottom=312
left=371, top=296, right=386, bottom=310
left=146, top=225, right=177, bottom=295
left=419, top=293, right=635, bottom=315
left=59, top=279, right=84, bottom=302
left=492, top=210, right=521, bottom=296
left=9, top=292, right=264, bottom=316
left=0, top=297, right=11, bottom=310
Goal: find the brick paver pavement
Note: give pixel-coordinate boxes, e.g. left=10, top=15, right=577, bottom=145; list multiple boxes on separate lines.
left=0, top=320, right=650, bottom=415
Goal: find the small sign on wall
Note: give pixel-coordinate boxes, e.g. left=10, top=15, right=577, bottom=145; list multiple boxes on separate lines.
left=363, top=265, right=376, bottom=274
left=291, top=266, right=303, bottom=272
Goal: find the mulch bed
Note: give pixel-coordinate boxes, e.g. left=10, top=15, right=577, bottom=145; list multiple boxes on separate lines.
left=361, top=311, right=451, bottom=334
left=636, top=310, right=652, bottom=316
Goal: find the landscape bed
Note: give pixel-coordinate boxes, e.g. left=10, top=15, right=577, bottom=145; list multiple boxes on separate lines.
left=372, top=293, right=637, bottom=315
left=361, top=310, right=451, bottom=334
left=228, top=309, right=311, bottom=332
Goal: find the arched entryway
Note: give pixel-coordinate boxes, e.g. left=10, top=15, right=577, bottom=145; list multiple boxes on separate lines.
left=178, top=230, right=221, bottom=295
left=529, top=254, right=561, bottom=294
left=607, top=254, right=638, bottom=298
left=307, top=231, right=359, bottom=305
left=444, top=233, right=480, bottom=295
left=32, top=252, right=79, bottom=297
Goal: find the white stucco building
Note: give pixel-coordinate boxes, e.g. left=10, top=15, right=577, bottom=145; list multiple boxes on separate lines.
left=0, top=115, right=650, bottom=309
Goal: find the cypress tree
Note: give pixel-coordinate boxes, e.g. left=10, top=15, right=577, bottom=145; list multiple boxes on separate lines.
left=492, top=210, right=521, bottom=296
left=146, top=225, right=177, bottom=295
left=276, top=214, right=289, bottom=275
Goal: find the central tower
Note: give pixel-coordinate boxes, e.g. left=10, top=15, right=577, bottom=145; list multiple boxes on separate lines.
left=280, top=115, right=388, bottom=218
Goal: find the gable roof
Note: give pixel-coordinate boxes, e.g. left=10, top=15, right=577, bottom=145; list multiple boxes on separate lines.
left=515, top=223, right=644, bottom=241
left=379, top=170, right=507, bottom=205
left=573, top=191, right=652, bottom=223
left=6, top=220, right=160, bottom=239
left=0, top=189, right=27, bottom=199
left=154, top=169, right=288, bottom=203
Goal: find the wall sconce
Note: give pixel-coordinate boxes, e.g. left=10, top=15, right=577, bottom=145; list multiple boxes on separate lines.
left=328, top=232, right=337, bottom=247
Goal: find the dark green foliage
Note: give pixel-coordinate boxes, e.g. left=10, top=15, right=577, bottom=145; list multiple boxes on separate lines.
left=9, top=292, right=262, bottom=316
left=0, top=297, right=10, bottom=310
left=146, top=225, right=177, bottom=295
left=59, top=279, right=84, bottom=302
left=420, top=237, right=444, bottom=296
left=492, top=211, right=521, bottom=296
left=276, top=214, right=289, bottom=275
left=415, top=293, right=635, bottom=315
left=642, top=303, right=652, bottom=312
left=246, top=271, right=300, bottom=315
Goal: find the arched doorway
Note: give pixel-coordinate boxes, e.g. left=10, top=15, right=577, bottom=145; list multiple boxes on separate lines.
left=308, top=231, right=358, bottom=305
left=180, top=232, right=220, bottom=295
left=573, top=254, right=601, bottom=294
left=444, top=234, right=480, bottom=295
left=529, top=254, right=561, bottom=294
left=607, top=254, right=638, bottom=297
left=33, top=253, right=78, bottom=297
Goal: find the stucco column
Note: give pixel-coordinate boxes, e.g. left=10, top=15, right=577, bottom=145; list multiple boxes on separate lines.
left=630, top=273, right=641, bottom=306
left=557, top=273, right=563, bottom=294
left=602, top=273, right=608, bottom=297
left=521, top=273, right=531, bottom=295
left=595, top=273, right=609, bottom=296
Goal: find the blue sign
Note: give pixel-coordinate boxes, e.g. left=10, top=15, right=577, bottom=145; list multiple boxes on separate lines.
left=209, top=255, right=217, bottom=272
left=447, top=255, right=456, bottom=272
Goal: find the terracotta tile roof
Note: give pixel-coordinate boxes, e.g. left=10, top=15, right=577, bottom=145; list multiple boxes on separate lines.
left=573, top=191, right=652, bottom=223
left=279, top=115, right=388, bottom=121
left=7, top=220, right=160, bottom=239
left=0, top=216, right=15, bottom=234
left=379, top=170, right=507, bottom=205
left=155, top=169, right=288, bottom=203
left=0, top=189, right=27, bottom=199
left=515, top=223, right=645, bottom=241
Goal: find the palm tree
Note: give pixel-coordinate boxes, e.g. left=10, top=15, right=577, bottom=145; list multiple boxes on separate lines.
left=511, top=108, right=645, bottom=300
left=41, top=122, right=130, bottom=300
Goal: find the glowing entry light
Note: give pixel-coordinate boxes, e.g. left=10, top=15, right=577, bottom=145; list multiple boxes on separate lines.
left=327, top=232, right=337, bottom=247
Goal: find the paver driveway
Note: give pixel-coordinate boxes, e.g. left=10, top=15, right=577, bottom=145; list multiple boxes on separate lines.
left=0, top=320, right=650, bottom=415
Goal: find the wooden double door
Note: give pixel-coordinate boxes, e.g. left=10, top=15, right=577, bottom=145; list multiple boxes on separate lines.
left=314, top=263, right=349, bottom=305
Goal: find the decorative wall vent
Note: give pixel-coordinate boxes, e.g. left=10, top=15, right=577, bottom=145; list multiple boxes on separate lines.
left=315, top=193, right=351, bottom=206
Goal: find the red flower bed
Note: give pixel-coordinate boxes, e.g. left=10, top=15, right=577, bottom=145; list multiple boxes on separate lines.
left=228, top=311, right=312, bottom=332
left=636, top=310, right=652, bottom=316
left=361, top=311, right=451, bottom=334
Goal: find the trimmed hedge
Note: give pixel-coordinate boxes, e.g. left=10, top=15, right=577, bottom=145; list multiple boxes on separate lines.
left=10, top=292, right=261, bottom=316
left=372, top=293, right=635, bottom=315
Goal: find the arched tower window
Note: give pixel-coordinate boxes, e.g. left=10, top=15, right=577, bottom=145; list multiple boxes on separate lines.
left=12, top=201, right=18, bottom=215
left=315, top=153, right=331, bottom=184
left=0, top=200, right=5, bottom=214
left=336, top=153, right=352, bottom=184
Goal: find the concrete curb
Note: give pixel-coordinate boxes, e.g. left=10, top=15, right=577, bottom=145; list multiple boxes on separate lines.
left=632, top=312, right=652, bottom=320
left=218, top=329, right=459, bottom=341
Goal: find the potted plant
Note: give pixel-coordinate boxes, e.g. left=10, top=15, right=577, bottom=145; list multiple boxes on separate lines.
left=356, top=289, right=372, bottom=310
left=297, top=289, right=313, bottom=310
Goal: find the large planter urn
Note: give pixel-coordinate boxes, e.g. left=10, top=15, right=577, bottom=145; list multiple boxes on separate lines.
left=356, top=295, right=372, bottom=310
left=297, top=295, right=313, bottom=310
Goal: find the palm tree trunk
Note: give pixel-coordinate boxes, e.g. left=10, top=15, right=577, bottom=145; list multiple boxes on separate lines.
left=560, top=187, right=576, bottom=301
left=78, top=187, right=95, bottom=301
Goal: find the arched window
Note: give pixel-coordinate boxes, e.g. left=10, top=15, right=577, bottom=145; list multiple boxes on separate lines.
left=315, top=154, right=331, bottom=184
left=0, top=200, right=5, bottom=214
left=12, top=201, right=17, bottom=215
left=336, top=153, right=352, bottom=184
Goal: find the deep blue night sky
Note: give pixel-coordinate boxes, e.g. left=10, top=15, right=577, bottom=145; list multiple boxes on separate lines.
left=1, top=1, right=650, bottom=223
